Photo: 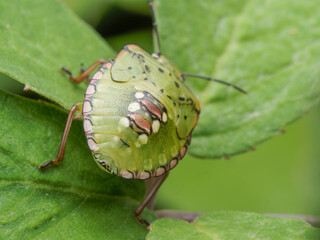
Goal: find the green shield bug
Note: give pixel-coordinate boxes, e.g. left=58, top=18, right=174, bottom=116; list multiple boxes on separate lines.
left=39, top=0, right=246, bottom=226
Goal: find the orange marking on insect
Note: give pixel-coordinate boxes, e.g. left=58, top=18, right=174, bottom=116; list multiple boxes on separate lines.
left=128, top=113, right=151, bottom=134
left=140, top=99, right=162, bottom=119
left=179, top=146, right=187, bottom=159
left=155, top=166, right=166, bottom=177
left=191, top=114, right=199, bottom=131
left=138, top=170, right=151, bottom=180
left=194, top=98, right=200, bottom=112
left=186, top=135, right=192, bottom=146
left=169, top=159, right=178, bottom=169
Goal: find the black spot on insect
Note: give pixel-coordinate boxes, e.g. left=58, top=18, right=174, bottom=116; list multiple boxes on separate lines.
left=166, top=95, right=172, bottom=100
left=160, top=89, right=164, bottom=93
left=97, top=160, right=107, bottom=169
left=169, top=73, right=172, bottom=76
left=175, top=82, right=179, bottom=88
left=158, top=68, right=164, bottom=73
left=179, top=97, right=185, bottom=101
left=145, top=65, right=151, bottom=73
left=177, top=114, right=180, bottom=118
left=151, top=82, right=156, bottom=87
left=132, top=76, right=136, bottom=79
left=144, top=77, right=148, bottom=80
left=184, top=115, right=187, bottom=120
left=187, top=98, right=193, bottom=104
left=128, top=66, right=132, bottom=70
left=173, top=102, right=176, bottom=106
left=142, top=71, right=146, bottom=74
left=120, top=138, right=130, bottom=147
left=124, top=46, right=132, bottom=53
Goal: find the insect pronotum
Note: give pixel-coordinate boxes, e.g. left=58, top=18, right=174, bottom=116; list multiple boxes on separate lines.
left=39, top=0, right=246, bottom=226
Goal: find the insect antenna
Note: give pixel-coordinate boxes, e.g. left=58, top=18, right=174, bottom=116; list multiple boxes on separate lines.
left=147, top=0, right=161, bottom=56
left=181, top=72, right=247, bottom=94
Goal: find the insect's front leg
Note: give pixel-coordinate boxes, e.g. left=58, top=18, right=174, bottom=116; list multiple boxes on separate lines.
left=62, top=59, right=111, bottom=84
left=38, top=103, right=82, bottom=169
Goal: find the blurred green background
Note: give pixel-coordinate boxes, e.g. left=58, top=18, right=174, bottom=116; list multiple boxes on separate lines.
left=1, top=0, right=319, bottom=217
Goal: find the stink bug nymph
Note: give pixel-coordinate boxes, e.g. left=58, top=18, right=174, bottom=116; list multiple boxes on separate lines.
left=39, top=0, right=246, bottom=226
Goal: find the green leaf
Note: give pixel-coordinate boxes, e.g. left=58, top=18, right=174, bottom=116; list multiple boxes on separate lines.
left=62, top=0, right=149, bottom=27
left=0, top=0, right=115, bottom=109
left=155, top=0, right=320, bottom=157
left=107, top=29, right=153, bottom=53
left=0, top=90, right=154, bottom=239
left=147, top=212, right=320, bottom=240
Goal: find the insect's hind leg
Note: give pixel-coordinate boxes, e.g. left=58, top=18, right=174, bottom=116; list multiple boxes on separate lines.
left=62, top=59, right=111, bottom=84
left=147, top=0, right=161, bottom=56
left=135, top=172, right=169, bottom=226
left=38, top=103, right=82, bottom=169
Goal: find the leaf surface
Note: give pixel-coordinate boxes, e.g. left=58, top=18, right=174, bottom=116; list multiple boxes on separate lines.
left=155, top=0, right=320, bottom=157
left=0, top=0, right=115, bottom=109
left=147, top=212, right=320, bottom=240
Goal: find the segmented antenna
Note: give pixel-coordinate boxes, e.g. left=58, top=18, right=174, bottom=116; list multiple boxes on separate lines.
left=181, top=72, right=247, bottom=94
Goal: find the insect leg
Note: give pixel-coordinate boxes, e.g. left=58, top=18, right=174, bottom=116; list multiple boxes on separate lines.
left=62, top=59, right=111, bottom=84
left=147, top=0, right=161, bottom=56
left=135, top=172, right=169, bottom=226
left=38, top=103, right=82, bottom=169
left=80, top=63, right=91, bottom=82
left=181, top=72, right=248, bottom=94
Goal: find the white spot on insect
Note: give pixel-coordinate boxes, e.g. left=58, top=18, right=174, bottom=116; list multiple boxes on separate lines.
left=159, top=153, right=166, bottom=165
left=83, top=100, right=93, bottom=113
left=128, top=102, right=140, bottom=112
left=135, top=142, right=141, bottom=148
left=162, top=112, right=167, bottom=122
left=86, top=84, right=96, bottom=95
left=83, top=118, right=93, bottom=133
left=138, top=134, right=148, bottom=144
left=120, top=170, right=134, bottom=179
left=119, top=117, right=130, bottom=128
left=87, top=138, right=99, bottom=152
left=135, top=92, right=144, bottom=99
left=152, top=120, right=160, bottom=133
left=152, top=53, right=159, bottom=59
left=171, top=146, right=177, bottom=157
